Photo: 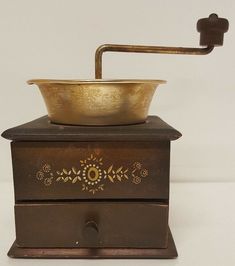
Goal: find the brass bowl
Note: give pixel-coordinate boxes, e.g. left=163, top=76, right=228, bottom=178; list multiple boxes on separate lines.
left=28, top=79, right=166, bottom=126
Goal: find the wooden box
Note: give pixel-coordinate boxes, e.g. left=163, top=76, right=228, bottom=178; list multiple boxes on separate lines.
left=2, top=115, right=181, bottom=259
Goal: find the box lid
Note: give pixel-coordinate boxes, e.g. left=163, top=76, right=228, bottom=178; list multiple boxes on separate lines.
left=2, top=116, right=181, bottom=141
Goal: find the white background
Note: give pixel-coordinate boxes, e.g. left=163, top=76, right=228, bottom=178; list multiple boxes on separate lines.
left=1, top=0, right=234, bottom=182
left=0, top=1, right=235, bottom=265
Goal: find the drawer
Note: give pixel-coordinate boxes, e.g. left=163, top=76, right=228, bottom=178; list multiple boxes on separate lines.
left=11, top=141, right=170, bottom=200
left=15, top=202, right=168, bottom=248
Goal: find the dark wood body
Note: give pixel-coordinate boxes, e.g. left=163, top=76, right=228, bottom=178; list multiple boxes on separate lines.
left=2, top=116, right=181, bottom=258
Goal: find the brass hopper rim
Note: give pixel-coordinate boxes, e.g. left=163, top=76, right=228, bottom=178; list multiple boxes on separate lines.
left=27, top=79, right=166, bottom=85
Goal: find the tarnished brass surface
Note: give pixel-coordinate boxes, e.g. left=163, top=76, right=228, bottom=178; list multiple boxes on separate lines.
left=28, top=79, right=166, bottom=125
left=28, top=14, right=228, bottom=125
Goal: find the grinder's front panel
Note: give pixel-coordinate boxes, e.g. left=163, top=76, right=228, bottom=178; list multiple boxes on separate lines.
left=11, top=141, right=170, bottom=200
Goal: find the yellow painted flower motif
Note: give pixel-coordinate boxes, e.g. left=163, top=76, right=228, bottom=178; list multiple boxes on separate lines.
left=140, top=169, right=148, bottom=177
left=42, top=164, right=51, bottom=173
left=36, top=171, right=44, bottom=180
left=44, top=177, right=53, bottom=186
left=132, top=176, right=141, bottom=184
left=133, top=162, right=142, bottom=170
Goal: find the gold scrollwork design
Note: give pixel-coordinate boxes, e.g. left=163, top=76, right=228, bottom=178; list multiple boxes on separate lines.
left=35, top=154, right=149, bottom=194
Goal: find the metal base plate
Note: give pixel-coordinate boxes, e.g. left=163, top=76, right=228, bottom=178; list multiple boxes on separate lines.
left=8, top=228, right=177, bottom=259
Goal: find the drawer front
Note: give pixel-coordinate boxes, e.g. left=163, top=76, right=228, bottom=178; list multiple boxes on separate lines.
left=12, top=141, right=170, bottom=200
left=15, top=202, right=168, bottom=248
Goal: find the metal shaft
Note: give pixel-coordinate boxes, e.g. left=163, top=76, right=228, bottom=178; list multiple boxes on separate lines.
left=95, top=44, right=214, bottom=79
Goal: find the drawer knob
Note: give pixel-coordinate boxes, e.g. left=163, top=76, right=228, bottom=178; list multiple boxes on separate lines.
left=83, top=220, right=99, bottom=242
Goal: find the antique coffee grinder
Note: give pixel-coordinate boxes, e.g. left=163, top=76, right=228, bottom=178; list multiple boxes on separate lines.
left=2, top=14, right=229, bottom=258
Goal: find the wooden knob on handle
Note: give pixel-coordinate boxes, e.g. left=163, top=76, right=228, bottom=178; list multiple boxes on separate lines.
left=197, top=13, right=229, bottom=46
